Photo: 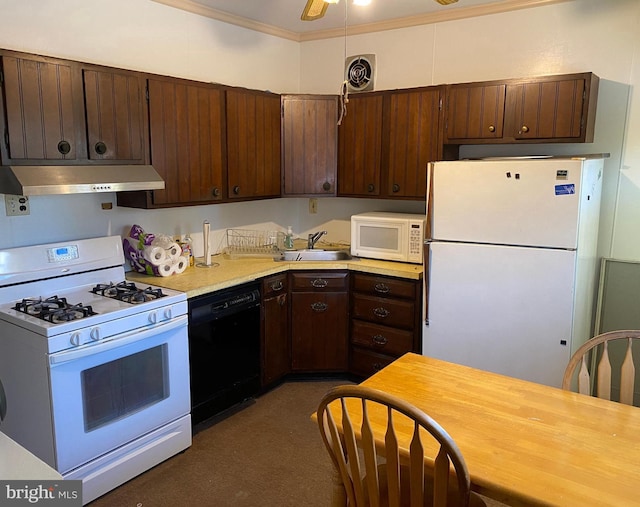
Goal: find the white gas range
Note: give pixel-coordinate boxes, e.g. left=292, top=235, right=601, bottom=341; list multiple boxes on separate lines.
left=0, top=236, right=191, bottom=504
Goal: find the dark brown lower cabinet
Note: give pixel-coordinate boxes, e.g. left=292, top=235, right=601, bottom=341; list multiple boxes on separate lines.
left=349, top=273, right=422, bottom=378
left=261, top=273, right=290, bottom=387
left=290, top=271, right=349, bottom=372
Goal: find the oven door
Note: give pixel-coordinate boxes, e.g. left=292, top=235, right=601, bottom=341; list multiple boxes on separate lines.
left=48, top=315, right=190, bottom=473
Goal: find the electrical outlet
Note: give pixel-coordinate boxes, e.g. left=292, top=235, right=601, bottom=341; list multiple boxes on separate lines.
left=309, top=198, right=318, bottom=214
left=5, top=194, right=30, bottom=216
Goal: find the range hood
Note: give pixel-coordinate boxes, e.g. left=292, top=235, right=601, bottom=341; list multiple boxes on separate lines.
left=0, top=165, right=165, bottom=196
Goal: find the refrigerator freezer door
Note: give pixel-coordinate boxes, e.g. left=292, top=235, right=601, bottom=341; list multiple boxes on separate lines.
left=423, top=241, right=576, bottom=387
left=429, top=159, right=583, bottom=249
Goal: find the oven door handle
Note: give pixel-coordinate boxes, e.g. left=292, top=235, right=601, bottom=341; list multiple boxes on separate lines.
left=49, top=315, right=188, bottom=366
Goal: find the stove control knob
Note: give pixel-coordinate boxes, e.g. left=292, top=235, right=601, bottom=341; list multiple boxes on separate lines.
left=70, top=333, right=81, bottom=347
left=90, top=328, right=101, bottom=341
left=148, top=311, right=158, bottom=324
left=163, top=308, right=173, bottom=320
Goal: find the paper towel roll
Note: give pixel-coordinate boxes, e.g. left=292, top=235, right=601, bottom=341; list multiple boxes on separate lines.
left=154, top=260, right=176, bottom=277
left=203, top=221, right=211, bottom=266
left=173, top=256, right=188, bottom=275
left=143, top=245, right=167, bottom=266
left=152, top=235, right=181, bottom=260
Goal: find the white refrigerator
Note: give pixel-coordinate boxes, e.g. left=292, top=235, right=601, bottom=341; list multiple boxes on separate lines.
left=423, top=156, right=606, bottom=387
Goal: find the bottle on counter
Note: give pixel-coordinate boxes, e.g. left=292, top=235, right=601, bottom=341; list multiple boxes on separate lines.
left=183, top=234, right=194, bottom=267
left=285, top=226, right=294, bottom=250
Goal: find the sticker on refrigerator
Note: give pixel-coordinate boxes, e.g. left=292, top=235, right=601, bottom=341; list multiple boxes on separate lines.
left=555, top=184, right=575, bottom=195
left=556, top=170, right=568, bottom=180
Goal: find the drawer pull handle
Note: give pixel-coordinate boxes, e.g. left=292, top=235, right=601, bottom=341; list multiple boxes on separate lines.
left=373, top=307, right=390, bottom=318
left=311, top=302, right=328, bottom=312
left=270, top=280, right=284, bottom=291
left=311, top=278, right=328, bottom=288
left=373, top=362, right=383, bottom=371
left=372, top=334, right=388, bottom=346
left=374, top=283, right=390, bottom=294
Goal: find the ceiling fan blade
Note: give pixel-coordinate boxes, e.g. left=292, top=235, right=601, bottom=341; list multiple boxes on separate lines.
left=434, top=0, right=459, bottom=4
left=301, top=0, right=329, bottom=21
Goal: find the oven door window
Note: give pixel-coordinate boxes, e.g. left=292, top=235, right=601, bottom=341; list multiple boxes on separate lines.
left=82, top=345, right=168, bottom=431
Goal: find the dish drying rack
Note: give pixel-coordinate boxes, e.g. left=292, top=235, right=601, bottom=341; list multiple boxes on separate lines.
left=224, top=229, right=285, bottom=258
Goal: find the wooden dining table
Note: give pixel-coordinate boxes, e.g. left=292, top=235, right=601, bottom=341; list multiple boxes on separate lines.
left=343, top=352, right=640, bottom=507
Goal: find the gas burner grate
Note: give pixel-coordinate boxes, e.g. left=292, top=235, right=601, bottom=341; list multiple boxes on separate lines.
left=14, top=296, right=97, bottom=323
left=91, top=281, right=166, bottom=304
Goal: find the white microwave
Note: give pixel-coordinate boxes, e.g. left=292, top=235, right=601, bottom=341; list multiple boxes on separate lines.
left=350, top=212, right=426, bottom=264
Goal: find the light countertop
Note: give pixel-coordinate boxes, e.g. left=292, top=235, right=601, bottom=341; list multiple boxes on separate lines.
left=0, top=432, right=62, bottom=480
left=126, top=254, right=423, bottom=298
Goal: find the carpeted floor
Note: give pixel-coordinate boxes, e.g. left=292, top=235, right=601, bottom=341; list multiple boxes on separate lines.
left=88, top=379, right=507, bottom=507
left=88, top=379, right=347, bottom=507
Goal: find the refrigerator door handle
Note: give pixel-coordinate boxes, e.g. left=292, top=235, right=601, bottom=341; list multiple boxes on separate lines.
left=423, top=240, right=431, bottom=326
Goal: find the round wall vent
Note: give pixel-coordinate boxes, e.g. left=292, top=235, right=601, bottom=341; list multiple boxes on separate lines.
left=344, top=54, right=375, bottom=93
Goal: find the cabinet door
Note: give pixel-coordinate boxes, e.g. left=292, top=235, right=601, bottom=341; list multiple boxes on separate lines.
left=337, top=93, right=383, bottom=197
left=83, top=68, right=146, bottom=162
left=226, top=88, right=281, bottom=200
left=386, top=88, right=442, bottom=199
left=148, top=78, right=226, bottom=206
left=282, top=95, right=337, bottom=196
left=1, top=55, right=78, bottom=162
left=291, top=292, right=349, bottom=371
left=262, top=274, right=290, bottom=387
left=508, top=76, right=587, bottom=141
left=445, top=83, right=506, bottom=141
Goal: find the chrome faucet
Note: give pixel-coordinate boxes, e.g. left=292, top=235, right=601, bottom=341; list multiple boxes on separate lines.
left=307, top=230, right=327, bottom=249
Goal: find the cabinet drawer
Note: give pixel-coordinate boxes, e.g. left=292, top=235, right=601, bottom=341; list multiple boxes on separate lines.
left=262, top=273, right=288, bottom=298
left=350, top=347, right=395, bottom=378
left=352, top=293, right=415, bottom=329
left=351, top=320, right=413, bottom=356
left=290, top=271, right=348, bottom=292
left=352, top=273, right=417, bottom=299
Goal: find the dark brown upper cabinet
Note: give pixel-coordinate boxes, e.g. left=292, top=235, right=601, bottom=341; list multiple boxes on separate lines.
left=83, top=68, right=147, bottom=163
left=445, top=72, right=598, bottom=144
left=281, top=95, right=338, bottom=196
left=444, top=82, right=506, bottom=142
left=146, top=77, right=226, bottom=207
left=338, top=87, right=443, bottom=200
left=226, top=87, right=281, bottom=201
left=0, top=50, right=149, bottom=166
left=337, top=92, right=384, bottom=197
left=0, top=53, right=82, bottom=163
left=385, top=87, right=443, bottom=199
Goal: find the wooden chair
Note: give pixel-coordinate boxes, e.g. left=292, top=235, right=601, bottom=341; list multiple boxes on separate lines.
left=562, top=330, right=640, bottom=406
left=316, top=385, right=486, bottom=507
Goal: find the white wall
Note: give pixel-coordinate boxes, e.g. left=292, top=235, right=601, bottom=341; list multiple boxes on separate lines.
left=301, top=0, right=640, bottom=261
left=0, top=0, right=639, bottom=264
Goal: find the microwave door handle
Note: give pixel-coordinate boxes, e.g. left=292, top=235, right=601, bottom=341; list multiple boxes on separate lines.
left=49, top=315, right=187, bottom=366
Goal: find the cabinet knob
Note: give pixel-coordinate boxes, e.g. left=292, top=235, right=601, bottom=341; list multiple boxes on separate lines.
left=322, top=181, right=331, bottom=191
left=367, top=184, right=375, bottom=193
left=374, top=283, right=390, bottom=294
left=311, top=278, right=328, bottom=288
left=373, top=307, right=390, bottom=318
left=519, top=125, right=529, bottom=134
left=311, top=302, right=328, bottom=312
left=372, top=334, right=388, bottom=346
left=94, top=142, right=107, bottom=155
left=392, top=184, right=400, bottom=193
left=57, top=140, right=71, bottom=155
left=373, top=362, right=384, bottom=372
left=212, top=187, right=220, bottom=197
left=233, top=185, right=240, bottom=195
left=488, top=125, right=495, bottom=133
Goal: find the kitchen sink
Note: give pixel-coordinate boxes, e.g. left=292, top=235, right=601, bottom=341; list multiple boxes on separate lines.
left=276, top=249, right=354, bottom=262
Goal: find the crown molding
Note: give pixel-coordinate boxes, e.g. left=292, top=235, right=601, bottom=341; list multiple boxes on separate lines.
left=151, top=0, right=574, bottom=42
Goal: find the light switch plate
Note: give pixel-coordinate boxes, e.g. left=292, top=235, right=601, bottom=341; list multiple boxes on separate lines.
left=5, top=194, right=30, bottom=216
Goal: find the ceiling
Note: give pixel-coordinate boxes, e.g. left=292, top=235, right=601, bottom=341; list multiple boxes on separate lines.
left=152, top=0, right=572, bottom=41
